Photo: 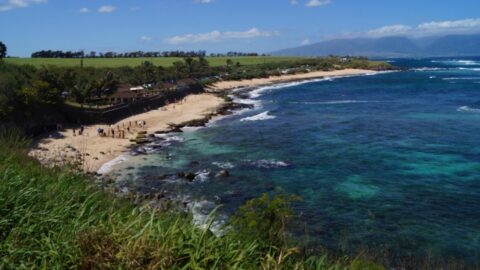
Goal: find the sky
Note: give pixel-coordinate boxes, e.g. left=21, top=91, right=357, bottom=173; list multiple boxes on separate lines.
left=1, top=0, right=480, bottom=56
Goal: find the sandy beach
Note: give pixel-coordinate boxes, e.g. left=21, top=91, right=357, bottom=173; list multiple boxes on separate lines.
left=209, top=69, right=374, bottom=91
left=29, top=68, right=377, bottom=174
left=29, top=93, right=225, bottom=173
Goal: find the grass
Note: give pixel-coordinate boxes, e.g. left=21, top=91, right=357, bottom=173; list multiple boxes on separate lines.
left=1, top=130, right=386, bottom=269
left=5, top=56, right=303, bottom=68
left=1, top=130, right=471, bottom=269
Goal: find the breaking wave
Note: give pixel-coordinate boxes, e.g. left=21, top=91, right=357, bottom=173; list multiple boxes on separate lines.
left=457, top=106, right=480, bottom=113
left=240, top=111, right=276, bottom=122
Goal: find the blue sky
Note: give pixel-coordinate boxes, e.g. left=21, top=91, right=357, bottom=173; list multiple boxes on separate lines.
left=1, top=0, right=480, bottom=56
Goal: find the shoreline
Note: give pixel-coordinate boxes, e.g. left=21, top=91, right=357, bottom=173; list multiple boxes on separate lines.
left=29, top=93, right=227, bottom=173
left=208, top=68, right=376, bottom=91
left=29, top=68, right=381, bottom=174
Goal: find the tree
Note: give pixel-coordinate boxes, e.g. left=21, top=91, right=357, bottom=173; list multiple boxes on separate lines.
left=0, top=42, right=6, bottom=59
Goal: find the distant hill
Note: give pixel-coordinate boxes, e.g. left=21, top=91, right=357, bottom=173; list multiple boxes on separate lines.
left=272, top=34, right=480, bottom=58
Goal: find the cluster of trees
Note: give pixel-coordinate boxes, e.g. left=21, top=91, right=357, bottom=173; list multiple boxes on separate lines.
left=0, top=56, right=222, bottom=122
left=0, top=42, right=6, bottom=59
left=210, top=52, right=264, bottom=57
left=30, top=49, right=267, bottom=59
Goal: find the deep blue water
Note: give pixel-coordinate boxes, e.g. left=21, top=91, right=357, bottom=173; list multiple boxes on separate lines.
left=109, top=57, right=480, bottom=262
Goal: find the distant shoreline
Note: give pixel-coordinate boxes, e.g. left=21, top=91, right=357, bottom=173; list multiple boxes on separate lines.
left=208, top=68, right=378, bottom=91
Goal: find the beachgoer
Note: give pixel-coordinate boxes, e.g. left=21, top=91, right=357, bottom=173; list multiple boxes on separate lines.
left=112, top=129, right=115, bottom=138
left=73, top=129, right=76, bottom=136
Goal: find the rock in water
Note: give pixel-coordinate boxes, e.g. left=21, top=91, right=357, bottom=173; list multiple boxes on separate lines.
left=216, top=170, right=230, bottom=178
left=185, top=172, right=196, bottom=181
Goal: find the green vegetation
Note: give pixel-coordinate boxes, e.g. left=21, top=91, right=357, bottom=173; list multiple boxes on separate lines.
left=0, top=56, right=392, bottom=128
left=0, top=131, right=388, bottom=269
left=0, top=42, right=6, bottom=60
left=5, top=56, right=302, bottom=68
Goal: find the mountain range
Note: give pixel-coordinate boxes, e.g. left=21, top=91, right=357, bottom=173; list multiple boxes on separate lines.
left=272, top=34, right=480, bottom=58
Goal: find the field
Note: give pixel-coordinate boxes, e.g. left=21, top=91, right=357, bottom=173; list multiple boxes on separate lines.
left=5, top=56, right=303, bottom=68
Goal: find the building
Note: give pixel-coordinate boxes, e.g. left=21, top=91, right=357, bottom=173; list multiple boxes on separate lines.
left=108, top=84, right=143, bottom=104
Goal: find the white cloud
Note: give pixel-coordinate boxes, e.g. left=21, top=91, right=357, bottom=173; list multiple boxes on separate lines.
left=306, top=0, right=331, bottom=7
left=0, top=0, right=47, bottom=11
left=290, top=0, right=299, bottom=5
left=165, top=28, right=279, bottom=45
left=418, top=18, right=480, bottom=31
left=79, top=7, right=89, bottom=13
left=98, top=5, right=116, bottom=13
left=193, top=0, right=213, bottom=3
left=140, top=36, right=153, bottom=41
left=301, top=38, right=311, bottom=45
left=367, top=24, right=412, bottom=37
left=332, top=18, right=480, bottom=40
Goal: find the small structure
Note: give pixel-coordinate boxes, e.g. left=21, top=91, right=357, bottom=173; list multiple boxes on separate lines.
left=108, top=84, right=143, bottom=104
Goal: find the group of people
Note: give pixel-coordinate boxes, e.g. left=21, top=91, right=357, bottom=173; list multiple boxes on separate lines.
left=72, top=125, right=85, bottom=136
left=96, top=120, right=147, bottom=139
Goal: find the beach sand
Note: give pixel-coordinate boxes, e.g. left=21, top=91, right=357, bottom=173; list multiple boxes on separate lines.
left=29, top=93, right=225, bottom=173
left=30, top=68, right=377, bottom=174
left=208, top=69, right=374, bottom=91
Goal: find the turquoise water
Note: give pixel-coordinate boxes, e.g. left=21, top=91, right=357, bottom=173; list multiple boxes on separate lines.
left=110, top=58, right=480, bottom=263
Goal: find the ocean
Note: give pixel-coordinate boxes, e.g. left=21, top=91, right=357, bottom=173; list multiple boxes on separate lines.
left=105, top=57, right=480, bottom=263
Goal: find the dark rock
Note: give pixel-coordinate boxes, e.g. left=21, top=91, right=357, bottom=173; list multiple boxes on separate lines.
left=176, top=172, right=186, bottom=178
left=185, top=172, right=196, bottom=181
left=189, top=161, right=200, bottom=167
left=216, top=170, right=230, bottom=178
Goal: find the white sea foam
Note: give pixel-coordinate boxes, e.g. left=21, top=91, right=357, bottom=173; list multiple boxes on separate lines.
left=154, top=134, right=185, bottom=142
left=97, top=155, right=128, bottom=175
left=457, top=106, right=480, bottom=113
left=294, top=100, right=375, bottom=105
left=412, top=67, right=446, bottom=72
left=458, top=67, right=480, bottom=71
left=442, top=77, right=480, bottom=81
left=182, top=126, right=204, bottom=132
left=194, top=169, right=212, bottom=182
left=240, top=111, right=276, bottom=122
left=188, top=200, right=227, bottom=236
left=212, top=161, right=235, bottom=169
left=249, top=159, right=290, bottom=169
left=432, top=60, right=480, bottom=66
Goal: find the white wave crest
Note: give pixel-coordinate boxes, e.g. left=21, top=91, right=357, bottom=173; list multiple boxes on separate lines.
left=412, top=67, right=446, bottom=72
left=250, top=159, right=290, bottom=169
left=97, top=155, right=128, bottom=175
left=240, top=111, right=276, bottom=122
left=443, top=77, right=480, bottom=81
left=457, top=106, right=480, bottom=113
left=212, top=161, right=235, bottom=169
left=432, top=60, right=480, bottom=66
left=188, top=200, right=227, bottom=236
left=194, top=169, right=212, bottom=182
left=295, top=100, right=375, bottom=105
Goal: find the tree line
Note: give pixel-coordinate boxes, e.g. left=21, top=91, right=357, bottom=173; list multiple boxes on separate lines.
left=31, top=50, right=264, bottom=58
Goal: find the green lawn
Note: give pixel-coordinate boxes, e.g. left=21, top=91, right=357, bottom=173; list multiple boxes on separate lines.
left=5, top=56, right=303, bottom=68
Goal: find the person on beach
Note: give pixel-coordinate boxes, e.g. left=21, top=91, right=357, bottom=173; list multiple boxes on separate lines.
left=73, top=129, right=76, bottom=136
left=112, top=129, right=115, bottom=138
left=80, top=125, right=84, bottom=135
